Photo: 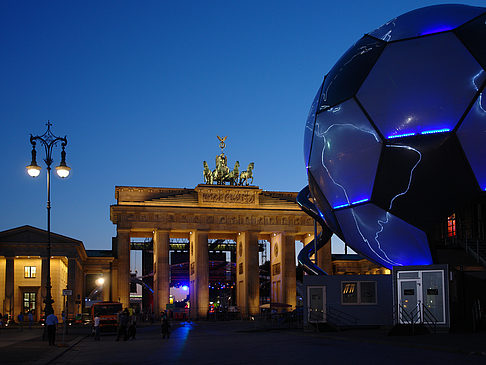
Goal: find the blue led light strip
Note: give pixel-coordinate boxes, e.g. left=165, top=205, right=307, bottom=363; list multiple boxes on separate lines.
left=352, top=198, right=369, bottom=205
left=333, top=203, right=350, bottom=209
left=420, top=128, right=450, bottom=135
left=387, top=128, right=451, bottom=139
left=387, top=132, right=416, bottom=139
left=420, top=26, right=453, bottom=36
left=333, top=198, right=369, bottom=210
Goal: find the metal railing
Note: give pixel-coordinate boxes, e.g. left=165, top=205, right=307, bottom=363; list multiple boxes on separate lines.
left=307, top=307, right=326, bottom=324
left=397, top=303, right=439, bottom=335
left=463, top=239, right=486, bottom=267
left=422, top=304, right=439, bottom=334
left=325, top=305, right=358, bottom=327
left=307, top=305, right=358, bottom=328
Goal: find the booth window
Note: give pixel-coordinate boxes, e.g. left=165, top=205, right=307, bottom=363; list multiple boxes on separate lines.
left=342, top=281, right=377, bottom=305
left=24, top=266, right=36, bottom=278
left=447, top=214, right=456, bottom=237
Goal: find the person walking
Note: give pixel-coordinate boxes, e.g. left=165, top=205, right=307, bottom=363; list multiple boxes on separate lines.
left=94, top=314, right=101, bottom=341
left=127, top=311, right=137, bottom=340
left=116, top=308, right=129, bottom=341
left=17, top=313, right=24, bottom=331
left=28, top=311, right=34, bottom=329
left=45, top=311, right=58, bottom=346
left=161, top=316, right=171, bottom=339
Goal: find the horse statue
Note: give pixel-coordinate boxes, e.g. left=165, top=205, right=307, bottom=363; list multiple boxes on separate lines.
left=224, top=161, right=240, bottom=185
left=239, top=162, right=254, bottom=186
left=212, top=153, right=230, bottom=184
left=203, top=161, right=213, bottom=185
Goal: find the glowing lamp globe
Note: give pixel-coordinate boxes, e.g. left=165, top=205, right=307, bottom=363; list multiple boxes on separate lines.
left=56, top=164, right=71, bottom=178
left=303, top=4, right=486, bottom=269
left=26, top=164, right=41, bottom=177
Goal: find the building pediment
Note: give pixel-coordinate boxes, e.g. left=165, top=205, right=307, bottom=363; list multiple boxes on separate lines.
left=0, top=225, right=82, bottom=245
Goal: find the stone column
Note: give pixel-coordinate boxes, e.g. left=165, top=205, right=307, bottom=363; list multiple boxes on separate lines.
left=41, top=257, right=48, bottom=303
left=102, top=271, right=110, bottom=302
left=236, top=231, right=260, bottom=318
left=76, top=263, right=84, bottom=315
left=67, top=258, right=77, bottom=316
left=304, top=232, right=332, bottom=274
left=317, top=236, right=332, bottom=275
left=153, top=230, right=170, bottom=316
left=281, top=234, right=297, bottom=309
left=117, top=230, right=131, bottom=307
left=5, top=258, right=14, bottom=315
left=189, top=230, right=209, bottom=319
left=270, top=233, right=296, bottom=309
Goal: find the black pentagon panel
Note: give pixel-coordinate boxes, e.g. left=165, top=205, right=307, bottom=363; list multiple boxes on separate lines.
left=318, top=35, right=386, bottom=112
left=357, top=32, right=482, bottom=139
left=455, top=13, right=486, bottom=70
left=372, top=134, right=479, bottom=231
left=308, top=171, right=343, bottom=239
left=457, top=86, right=486, bottom=191
left=368, top=4, right=485, bottom=42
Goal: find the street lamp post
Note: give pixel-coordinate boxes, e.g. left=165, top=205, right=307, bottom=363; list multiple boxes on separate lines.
left=26, top=122, right=71, bottom=317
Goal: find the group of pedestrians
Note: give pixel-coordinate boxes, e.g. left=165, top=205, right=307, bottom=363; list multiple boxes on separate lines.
left=93, top=308, right=172, bottom=342
left=16, top=311, right=34, bottom=330
left=0, top=311, right=35, bottom=329
left=0, top=312, right=8, bottom=327
left=114, top=308, right=137, bottom=341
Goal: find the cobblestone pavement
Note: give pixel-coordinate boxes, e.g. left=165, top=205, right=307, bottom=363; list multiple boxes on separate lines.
left=0, top=325, right=88, bottom=364
left=47, top=322, right=486, bottom=365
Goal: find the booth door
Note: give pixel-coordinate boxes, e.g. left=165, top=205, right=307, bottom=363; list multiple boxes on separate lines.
left=307, top=286, right=326, bottom=323
left=399, top=280, right=421, bottom=324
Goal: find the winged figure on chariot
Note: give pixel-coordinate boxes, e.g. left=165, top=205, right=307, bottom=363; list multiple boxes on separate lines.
left=203, top=136, right=254, bottom=186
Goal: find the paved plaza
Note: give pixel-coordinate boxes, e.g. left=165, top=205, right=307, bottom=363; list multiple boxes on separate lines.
left=1, top=321, right=486, bottom=365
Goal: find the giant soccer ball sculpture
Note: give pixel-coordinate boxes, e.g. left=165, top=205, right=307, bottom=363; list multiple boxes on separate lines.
left=302, top=4, right=486, bottom=270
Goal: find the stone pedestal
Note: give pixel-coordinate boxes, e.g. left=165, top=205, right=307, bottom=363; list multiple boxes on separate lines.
left=189, top=230, right=209, bottom=319
left=153, top=230, right=170, bottom=315
left=236, top=231, right=260, bottom=317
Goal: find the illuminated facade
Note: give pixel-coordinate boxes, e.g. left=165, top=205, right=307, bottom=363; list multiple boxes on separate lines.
left=0, top=226, right=113, bottom=321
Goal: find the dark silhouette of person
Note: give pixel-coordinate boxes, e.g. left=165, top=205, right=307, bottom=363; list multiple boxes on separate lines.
left=45, top=311, right=58, bottom=346
left=161, top=317, right=171, bottom=339
left=116, top=308, right=129, bottom=341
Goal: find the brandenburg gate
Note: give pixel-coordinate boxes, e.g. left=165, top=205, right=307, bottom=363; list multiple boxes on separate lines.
left=110, top=138, right=327, bottom=319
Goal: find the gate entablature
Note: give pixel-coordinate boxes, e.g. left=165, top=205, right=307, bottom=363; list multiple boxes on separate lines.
left=111, top=185, right=313, bottom=235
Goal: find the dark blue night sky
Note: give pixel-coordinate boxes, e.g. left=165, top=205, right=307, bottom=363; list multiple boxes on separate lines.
left=1, top=0, right=481, bottom=250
